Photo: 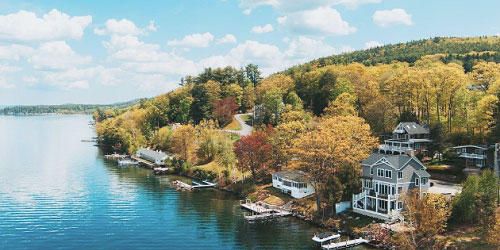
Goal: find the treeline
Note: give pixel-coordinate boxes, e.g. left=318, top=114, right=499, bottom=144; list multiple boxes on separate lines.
left=1, top=99, right=144, bottom=115
left=285, top=36, right=500, bottom=74
left=95, top=64, right=263, bottom=154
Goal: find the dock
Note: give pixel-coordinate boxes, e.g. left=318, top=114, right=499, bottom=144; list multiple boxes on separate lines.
left=322, top=238, right=368, bottom=249
left=153, top=167, right=169, bottom=175
left=171, top=180, right=216, bottom=191
left=104, top=153, right=127, bottom=160
left=131, top=155, right=156, bottom=169
left=240, top=200, right=291, bottom=221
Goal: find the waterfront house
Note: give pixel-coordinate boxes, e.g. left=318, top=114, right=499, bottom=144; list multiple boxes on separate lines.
left=352, top=153, right=431, bottom=221
left=453, top=145, right=490, bottom=168
left=379, top=122, right=430, bottom=155
left=136, top=148, right=171, bottom=165
left=271, top=170, right=315, bottom=199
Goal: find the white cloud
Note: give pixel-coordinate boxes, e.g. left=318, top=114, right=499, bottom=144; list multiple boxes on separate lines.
left=251, top=24, right=274, bottom=33
left=373, top=9, right=413, bottom=27
left=42, top=66, right=124, bottom=89
left=0, top=78, right=15, bottom=89
left=284, top=36, right=335, bottom=60
left=0, top=64, right=21, bottom=73
left=364, top=40, right=382, bottom=49
left=28, top=41, right=91, bottom=70
left=340, top=45, right=354, bottom=53
left=239, top=0, right=381, bottom=13
left=167, top=32, right=214, bottom=47
left=0, top=9, right=91, bottom=42
left=103, top=34, right=160, bottom=52
left=94, top=18, right=144, bottom=36
left=243, top=8, right=252, bottom=15
left=147, top=20, right=158, bottom=32
left=0, top=44, right=35, bottom=60
left=216, top=34, right=237, bottom=44
left=277, top=7, right=356, bottom=36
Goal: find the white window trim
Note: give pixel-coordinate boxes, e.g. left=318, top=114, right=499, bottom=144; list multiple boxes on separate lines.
left=398, top=171, right=403, bottom=180
left=415, top=178, right=420, bottom=186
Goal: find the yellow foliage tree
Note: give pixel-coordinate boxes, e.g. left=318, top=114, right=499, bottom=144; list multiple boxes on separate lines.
left=291, top=116, right=377, bottom=213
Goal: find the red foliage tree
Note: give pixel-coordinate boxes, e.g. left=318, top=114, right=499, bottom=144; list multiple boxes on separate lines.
left=233, top=132, right=273, bottom=182
left=213, top=97, right=238, bottom=126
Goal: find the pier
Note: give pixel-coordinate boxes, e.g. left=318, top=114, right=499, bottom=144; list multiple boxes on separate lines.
left=131, top=155, right=156, bottom=169
left=321, top=237, right=368, bottom=249
left=171, top=180, right=217, bottom=191
left=240, top=200, right=291, bottom=221
left=104, top=153, right=127, bottom=160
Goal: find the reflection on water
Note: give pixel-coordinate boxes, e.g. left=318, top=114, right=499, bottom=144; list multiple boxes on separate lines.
left=0, top=115, right=365, bottom=250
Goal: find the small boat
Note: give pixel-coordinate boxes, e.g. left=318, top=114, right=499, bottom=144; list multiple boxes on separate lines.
left=117, top=159, right=139, bottom=166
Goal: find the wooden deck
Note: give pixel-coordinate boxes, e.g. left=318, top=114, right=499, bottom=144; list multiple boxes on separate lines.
left=241, top=200, right=292, bottom=221
left=322, top=238, right=368, bottom=249
left=131, top=156, right=156, bottom=169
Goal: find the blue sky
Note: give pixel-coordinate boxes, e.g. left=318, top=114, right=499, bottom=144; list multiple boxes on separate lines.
left=0, top=0, right=499, bottom=105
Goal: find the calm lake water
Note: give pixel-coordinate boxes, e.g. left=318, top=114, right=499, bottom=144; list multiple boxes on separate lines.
left=0, top=115, right=367, bottom=250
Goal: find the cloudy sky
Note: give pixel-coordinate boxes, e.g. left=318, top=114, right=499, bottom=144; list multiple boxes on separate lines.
left=0, top=0, right=499, bottom=105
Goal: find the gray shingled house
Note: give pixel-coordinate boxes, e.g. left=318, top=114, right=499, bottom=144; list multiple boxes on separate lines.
left=379, top=122, right=431, bottom=155
left=352, top=153, right=431, bottom=220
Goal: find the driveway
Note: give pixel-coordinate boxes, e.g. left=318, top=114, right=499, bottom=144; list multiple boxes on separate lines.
left=223, top=113, right=253, bottom=136
left=428, top=179, right=462, bottom=196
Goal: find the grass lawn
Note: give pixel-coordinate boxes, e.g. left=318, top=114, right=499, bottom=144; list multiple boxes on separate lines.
left=241, top=114, right=251, bottom=122
left=224, top=118, right=241, bottom=131
left=195, top=160, right=247, bottom=181
left=438, top=225, right=495, bottom=249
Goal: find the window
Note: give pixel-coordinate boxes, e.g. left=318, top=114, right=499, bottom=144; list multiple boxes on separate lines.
left=398, top=186, right=403, bottom=193
left=415, top=143, right=421, bottom=149
left=398, top=201, right=403, bottom=209
left=365, top=180, right=372, bottom=189
left=398, top=171, right=403, bottom=180
left=462, top=148, right=466, bottom=153
left=385, top=170, right=392, bottom=179
left=370, top=167, right=374, bottom=175
left=377, top=169, right=384, bottom=177
left=415, top=178, right=420, bottom=186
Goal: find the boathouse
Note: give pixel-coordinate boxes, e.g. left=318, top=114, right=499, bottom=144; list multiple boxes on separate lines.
left=271, top=170, right=315, bottom=199
left=136, top=148, right=171, bottom=165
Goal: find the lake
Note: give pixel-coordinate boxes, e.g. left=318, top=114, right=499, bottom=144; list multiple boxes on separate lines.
left=0, top=115, right=366, bottom=250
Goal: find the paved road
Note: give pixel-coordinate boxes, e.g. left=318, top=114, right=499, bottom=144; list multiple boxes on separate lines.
left=224, top=113, right=253, bottom=136
left=428, top=179, right=462, bottom=196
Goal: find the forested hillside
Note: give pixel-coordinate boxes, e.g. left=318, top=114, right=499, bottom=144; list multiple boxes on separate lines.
left=1, top=99, right=144, bottom=115
left=96, top=37, right=500, bottom=158
left=285, top=36, right=500, bottom=74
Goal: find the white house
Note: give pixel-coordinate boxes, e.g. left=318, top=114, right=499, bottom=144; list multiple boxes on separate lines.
left=271, top=170, right=315, bottom=199
left=136, top=148, right=171, bottom=165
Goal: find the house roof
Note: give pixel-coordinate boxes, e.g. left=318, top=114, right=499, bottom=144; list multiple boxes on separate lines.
left=272, top=170, right=309, bottom=182
left=397, top=122, right=430, bottom=135
left=414, top=169, right=431, bottom=178
left=362, top=153, right=412, bottom=169
left=137, top=148, right=169, bottom=160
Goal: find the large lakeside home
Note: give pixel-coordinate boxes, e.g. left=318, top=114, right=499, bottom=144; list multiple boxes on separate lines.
left=136, top=148, right=171, bottom=165
left=271, top=170, right=315, bottom=199
left=352, top=153, right=431, bottom=221
left=453, top=145, right=490, bottom=168
left=379, top=122, right=431, bottom=155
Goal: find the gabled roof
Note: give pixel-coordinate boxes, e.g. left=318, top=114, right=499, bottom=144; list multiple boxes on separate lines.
left=414, top=169, right=431, bottom=178
left=395, top=122, right=430, bottom=135
left=362, top=153, right=426, bottom=171
left=272, top=170, right=309, bottom=182
left=137, top=148, right=169, bottom=160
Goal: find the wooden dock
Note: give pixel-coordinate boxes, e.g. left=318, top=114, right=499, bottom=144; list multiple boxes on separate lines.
left=131, top=155, right=156, bottom=169
left=104, top=153, right=127, bottom=160
left=241, top=200, right=291, bottom=221
left=171, top=180, right=216, bottom=191
left=322, top=238, right=368, bottom=249
left=153, top=167, right=169, bottom=175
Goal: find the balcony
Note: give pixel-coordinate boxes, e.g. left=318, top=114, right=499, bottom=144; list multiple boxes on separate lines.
left=459, top=153, right=487, bottom=160
left=379, top=144, right=412, bottom=153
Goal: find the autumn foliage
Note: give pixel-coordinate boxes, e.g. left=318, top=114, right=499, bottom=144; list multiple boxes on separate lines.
left=213, top=97, right=238, bottom=126
left=233, top=132, right=273, bottom=182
